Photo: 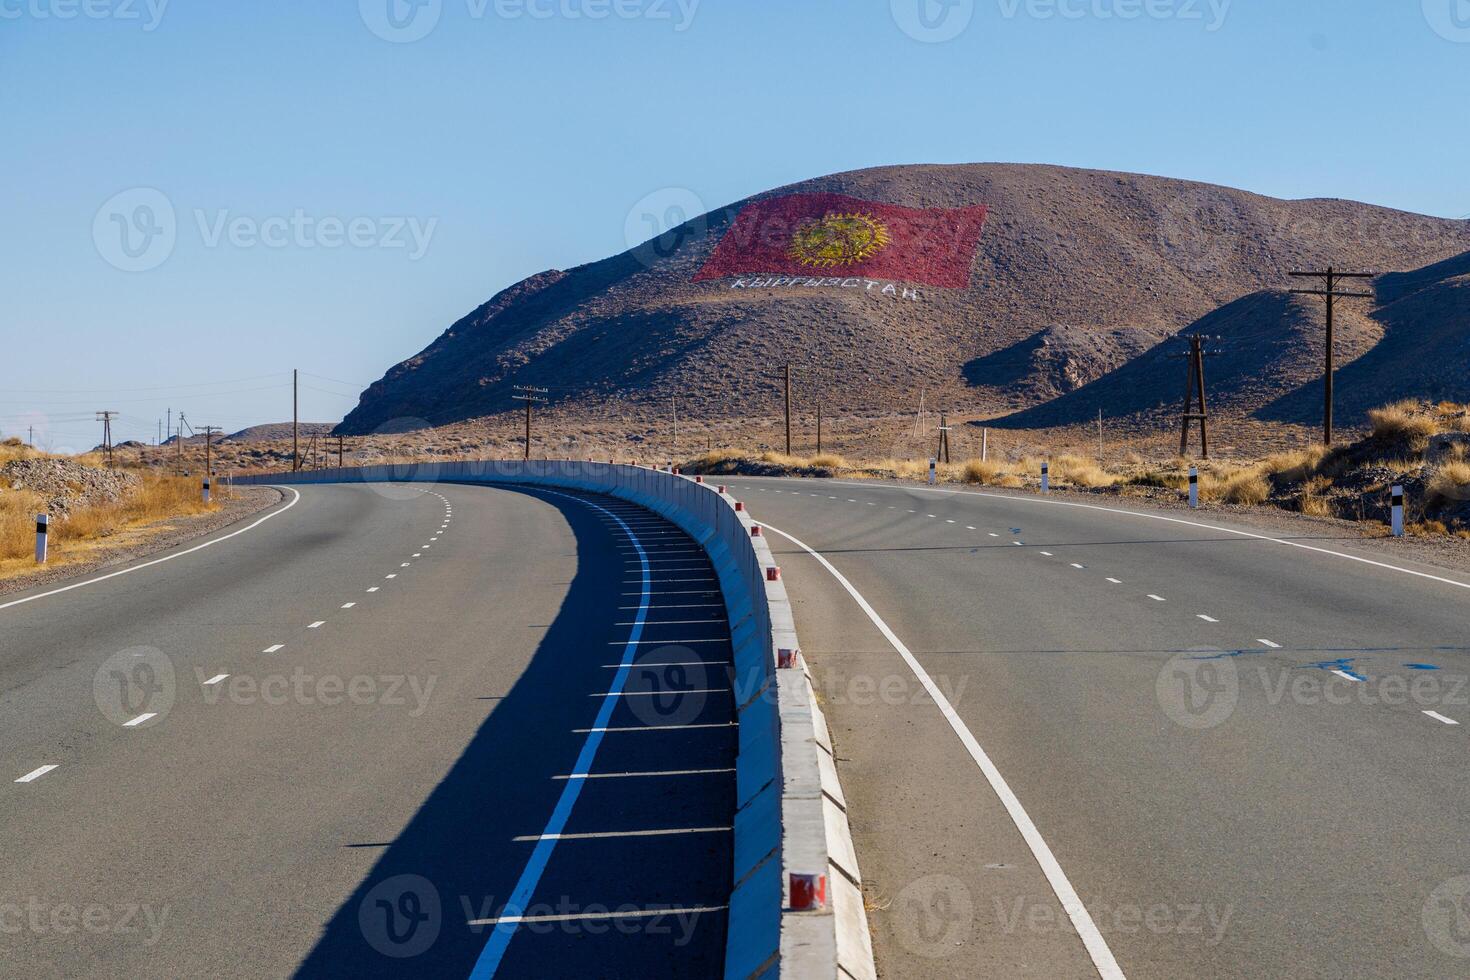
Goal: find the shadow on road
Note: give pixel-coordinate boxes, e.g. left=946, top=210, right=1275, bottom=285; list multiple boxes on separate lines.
left=292, top=487, right=735, bottom=979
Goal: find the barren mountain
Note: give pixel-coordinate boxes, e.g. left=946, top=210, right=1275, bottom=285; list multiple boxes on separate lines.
left=338, top=164, right=1470, bottom=435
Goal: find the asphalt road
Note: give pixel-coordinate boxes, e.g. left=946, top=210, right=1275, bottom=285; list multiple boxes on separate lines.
left=729, top=476, right=1470, bottom=980
left=0, top=481, right=735, bottom=979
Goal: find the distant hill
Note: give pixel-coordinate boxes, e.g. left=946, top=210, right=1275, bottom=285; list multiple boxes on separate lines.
left=338, top=163, right=1470, bottom=434
left=221, top=422, right=336, bottom=443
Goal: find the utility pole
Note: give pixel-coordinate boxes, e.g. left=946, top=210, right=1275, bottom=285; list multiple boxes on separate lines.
left=816, top=404, right=823, bottom=456
left=1289, top=268, right=1375, bottom=446
left=337, top=434, right=344, bottom=468
left=176, top=411, right=186, bottom=475
left=783, top=363, right=792, bottom=456
left=937, top=413, right=952, bottom=464
left=513, top=385, right=548, bottom=460
left=28, top=425, right=33, bottom=448
left=1097, top=409, right=1104, bottom=461
left=95, top=411, right=118, bottom=468
left=1169, top=335, right=1221, bottom=458
left=292, top=369, right=300, bottom=471
left=199, top=426, right=221, bottom=476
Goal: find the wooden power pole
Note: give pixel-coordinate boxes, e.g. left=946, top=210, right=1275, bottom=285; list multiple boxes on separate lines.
left=816, top=404, right=823, bottom=456
left=937, top=413, right=952, bottom=464
left=1170, top=335, right=1220, bottom=458
left=513, top=385, right=549, bottom=460
left=199, top=426, right=221, bottom=476
left=95, top=411, right=118, bottom=468
left=292, top=369, right=300, bottom=472
left=1289, top=268, right=1375, bottom=446
left=783, top=363, right=792, bottom=456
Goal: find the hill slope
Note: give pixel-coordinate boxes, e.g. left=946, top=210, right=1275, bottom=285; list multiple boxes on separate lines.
left=338, top=163, right=1470, bottom=434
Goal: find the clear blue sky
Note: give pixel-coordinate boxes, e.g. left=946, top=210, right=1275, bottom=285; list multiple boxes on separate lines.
left=2, top=0, right=1466, bottom=450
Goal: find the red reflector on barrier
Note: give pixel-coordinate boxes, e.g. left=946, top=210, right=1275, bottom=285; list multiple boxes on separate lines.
left=789, top=872, right=828, bottom=911
left=695, top=476, right=704, bottom=484
left=717, top=485, right=726, bottom=494
left=777, top=648, right=800, bottom=669
left=766, top=566, right=781, bottom=581
left=750, top=524, right=761, bottom=536
left=734, top=501, right=744, bottom=511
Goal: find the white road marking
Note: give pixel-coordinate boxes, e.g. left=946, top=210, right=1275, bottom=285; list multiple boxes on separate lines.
left=401, top=562, right=411, bottom=567
left=0, top=488, right=302, bottom=612
left=385, top=574, right=397, bottom=579
left=366, top=587, right=379, bottom=593
left=342, top=602, right=356, bottom=609
left=1332, top=670, right=1363, bottom=683
left=15, top=765, right=58, bottom=783
left=814, top=478, right=1470, bottom=594
left=966, top=526, right=977, bottom=530
left=263, top=644, right=284, bottom=653
left=468, top=491, right=657, bottom=978
left=1257, top=639, right=1280, bottom=648
left=413, top=553, right=422, bottom=558
left=1070, top=563, right=1086, bottom=570
left=308, top=621, right=325, bottom=628
left=763, top=521, right=1127, bottom=980
left=927, top=514, right=937, bottom=519
left=989, top=532, right=999, bottom=537
left=1197, top=614, right=1219, bottom=623
left=575, top=722, right=734, bottom=733
left=468, top=905, right=727, bottom=927
left=556, top=768, right=735, bottom=780
left=946, top=519, right=957, bottom=524
left=1147, top=594, right=1167, bottom=602
left=512, top=826, right=729, bottom=842
left=1106, top=578, right=1123, bottom=584
left=202, top=674, right=229, bottom=686
left=123, top=713, right=156, bottom=727
left=1013, top=541, right=1024, bottom=546
left=1424, top=710, right=1460, bottom=725
left=1039, top=552, right=1054, bottom=557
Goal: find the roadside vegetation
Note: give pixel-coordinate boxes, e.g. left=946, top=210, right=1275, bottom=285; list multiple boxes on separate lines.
left=0, top=437, right=224, bottom=577
left=687, top=401, right=1470, bottom=539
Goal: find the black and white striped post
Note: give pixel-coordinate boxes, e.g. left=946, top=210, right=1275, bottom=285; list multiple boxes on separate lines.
left=34, top=514, right=48, bottom=564
left=1041, top=461, right=1050, bottom=494
left=1189, top=466, right=1199, bottom=509
left=1391, top=485, right=1404, bottom=537
left=202, top=477, right=211, bottom=504
left=928, top=458, right=937, bottom=485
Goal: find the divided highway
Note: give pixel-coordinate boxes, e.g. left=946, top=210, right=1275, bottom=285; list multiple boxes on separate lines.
left=0, top=482, right=735, bottom=978
left=733, top=476, right=1470, bottom=980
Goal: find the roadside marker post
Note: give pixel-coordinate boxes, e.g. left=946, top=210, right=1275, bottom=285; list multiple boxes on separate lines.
left=1391, top=485, right=1405, bottom=537
left=1041, top=461, right=1050, bottom=494
left=928, top=458, right=937, bottom=485
left=202, top=477, right=211, bottom=504
left=34, top=514, right=48, bottom=564
left=1189, top=466, right=1199, bottom=509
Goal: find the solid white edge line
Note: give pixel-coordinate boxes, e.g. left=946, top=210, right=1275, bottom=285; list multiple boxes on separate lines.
left=763, top=521, right=1127, bottom=980
left=16, top=765, right=58, bottom=783
left=808, top=478, right=1470, bottom=593
left=0, top=487, right=302, bottom=612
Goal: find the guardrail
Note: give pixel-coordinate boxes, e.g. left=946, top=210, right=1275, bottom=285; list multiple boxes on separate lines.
left=232, top=459, right=875, bottom=980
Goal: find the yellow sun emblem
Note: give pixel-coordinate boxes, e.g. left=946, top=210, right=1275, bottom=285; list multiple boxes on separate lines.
left=787, top=212, right=891, bottom=268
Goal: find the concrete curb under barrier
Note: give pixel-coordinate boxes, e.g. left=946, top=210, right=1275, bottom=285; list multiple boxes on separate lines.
left=232, top=460, right=875, bottom=980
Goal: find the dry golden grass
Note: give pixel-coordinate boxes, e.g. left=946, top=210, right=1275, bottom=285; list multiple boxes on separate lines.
left=808, top=453, right=848, bottom=469
left=962, top=459, right=1004, bottom=484
left=1051, top=455, right=1117, bottom=488
left=1368, top=400, right=1442, bottom=444
left=1428, top=460, right=1470, bottom=507
left=0, top=472, right=220, bottom=570
left=1217, top=470, right=1270, bottom=506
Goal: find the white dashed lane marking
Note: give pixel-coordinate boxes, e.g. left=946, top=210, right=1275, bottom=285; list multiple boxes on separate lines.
left=15, top=765, right=58, bottom=783
left=1257, top=639, right=1280, bottom=648
left=1106, top=578, right=1122, bottom=584
left=202, top=674, right=229, bottom=686
left=123, top=713, right=156, bottom=728
left=342, top=602, right=356, bottom=609
left=1147, top=595, right=1166, bottom=602
left=308, top=621, right=326, bottom=629
left=263, top=644, right=284, bottom=654
left=366, top=587, right=379, bottom=593
left=1197, top=614, right=1219, bottom=623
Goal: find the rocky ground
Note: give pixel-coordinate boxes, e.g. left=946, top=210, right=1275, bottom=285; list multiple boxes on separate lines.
left=1, top=457, right=140, bottom=517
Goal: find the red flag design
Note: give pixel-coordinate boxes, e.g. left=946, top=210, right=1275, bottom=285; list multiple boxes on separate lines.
left=694, top=193, right=988, bottom=289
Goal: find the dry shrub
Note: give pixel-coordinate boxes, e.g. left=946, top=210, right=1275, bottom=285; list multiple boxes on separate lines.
left=1218, top=469, right=1270, bottom=505
left=1409, top=520, right=1450, bottom=536
left=1428, top=460, right=1470, bottom=506
left=808, top=453, right=847, bottom=469
left=1, top=473, right=216, bottom=562
left=1260, top=447, right=1327, bottom=484
left=1051, top=455, right=1117, bottom=488
left=962, top=459, right=1003, bottom=484
left=1368, top=400, right=1440, bottom=444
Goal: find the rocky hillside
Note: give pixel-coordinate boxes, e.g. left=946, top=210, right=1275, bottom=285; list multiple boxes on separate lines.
left=338, top=163, right=1470, bottom=434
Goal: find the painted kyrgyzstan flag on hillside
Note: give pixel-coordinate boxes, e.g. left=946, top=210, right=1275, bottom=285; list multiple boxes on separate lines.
left=694, top=192, right=989, bottom=288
